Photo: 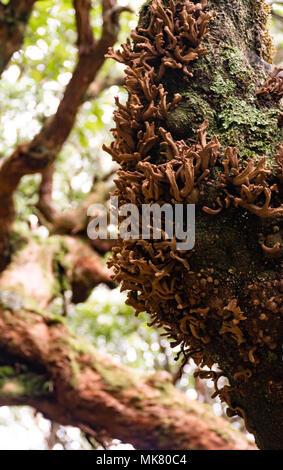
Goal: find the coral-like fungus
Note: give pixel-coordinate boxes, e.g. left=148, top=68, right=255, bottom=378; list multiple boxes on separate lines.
left=108, top=0, right=212, bottom=79
left=256, top=67, right=283, bottom=101
left=105, top=0, right=283, bottom=435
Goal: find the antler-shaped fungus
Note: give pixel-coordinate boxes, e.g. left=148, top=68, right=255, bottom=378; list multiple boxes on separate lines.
left=104, top=0, right=283, bottom=443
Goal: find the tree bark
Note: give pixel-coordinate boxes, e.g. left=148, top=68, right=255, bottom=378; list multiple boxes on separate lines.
left=0, top=236, right=114, bottom=308
left=0, top=238, right=255, bottom=450
left=106, top=0, right=283, bottom=449
left=0, top=0, right=129, bottom=259
left=0, top=236, right=255, bottom=450
left=0, top=0, right=280, bottom=451
left=0, top=338, right=256, bottom=451
left=0, top=1, right=37, bottom=77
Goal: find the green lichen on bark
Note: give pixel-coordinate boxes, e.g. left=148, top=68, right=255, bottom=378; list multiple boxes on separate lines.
left=109, top=0, right=283, bottom=449
left=68, top=335, right=139, bottom=392
left=143, top=0, right=283, bottom=160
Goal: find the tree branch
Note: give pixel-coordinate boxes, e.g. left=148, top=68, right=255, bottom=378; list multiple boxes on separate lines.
left=35, top=71, right=122, bottom=230
left=0, top=235, right=115, bottom=308
left=268, top=0, right=283, bottom=21
left=83, top=73, right=124, bottom=103
left=29, top=0, right=124, bottom=158
left=0, top=0, right=37, bottom=77
left=36, top=163, right=59, bottom=223
left=0, top=307, right=256, bottom=450
left=29, top=0, right=131, bottom=159
left=0, top=235, right=255, bottom=449
left=37, top=177, right=113, bottom=231
left=35, top=169, right=116, bottom=258
left=74, top=0, right=95, bottom=54
left=272, top=11, right=283, bottom=22
left=0, top=0, right=130, bottom=254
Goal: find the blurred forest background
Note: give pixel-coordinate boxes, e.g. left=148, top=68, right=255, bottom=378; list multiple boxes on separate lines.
left=0, top=0, right=282, bottom=450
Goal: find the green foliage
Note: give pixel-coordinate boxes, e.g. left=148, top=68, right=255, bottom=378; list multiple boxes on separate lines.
left=270, top=4, right=283, bottom=64
left=0, top=0, right=139, bottom=229
left=67, top=287, right=182, bottom=375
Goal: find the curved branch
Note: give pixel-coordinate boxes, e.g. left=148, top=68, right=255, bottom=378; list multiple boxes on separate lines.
left=0, top=235, right=115, bottom=308
left=272, top=11, right=283, bottom=22
left=0, top=234, right=254, bottom=449
left=0, top=308, right=256, bottom=450
left=269, top=0, right=283, bottom=21
left=0, top=0, right=129, bottom=253
left=36, top=163, right=59, bottom=223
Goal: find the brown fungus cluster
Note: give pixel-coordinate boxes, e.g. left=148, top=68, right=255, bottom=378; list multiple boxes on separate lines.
left=104, top=0, right=283, bottom=430
left=256, top=66, right=283, bottom=101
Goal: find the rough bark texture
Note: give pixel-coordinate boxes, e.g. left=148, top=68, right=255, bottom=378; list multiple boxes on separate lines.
left=164, top=1, right=283, bottom=449
left=0, top=333, right=255, bottom=451
left=0, top=241, right=254, bottom=450
left=106, top=0, right=283, bottom=449
left=0, top=236, right=256, bottom=449
left=158, top=1, right=279, bottom=156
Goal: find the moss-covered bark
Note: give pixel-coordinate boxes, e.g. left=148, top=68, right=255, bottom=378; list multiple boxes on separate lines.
left=0, top=306, right=255, bottom=450
left=0, top=229, right=255, bottom=449
left=146, top=0, right=282, bottom=449
left=107, top=0, right=282, bottom=449
left=159, top=1, right=283, bottom=448
left=152, top=0, right=282, bottom=160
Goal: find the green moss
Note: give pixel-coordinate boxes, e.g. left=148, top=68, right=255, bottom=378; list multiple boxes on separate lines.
left=68, top=336, right=138, bottom=392
left=266, top=351, right=278, bottom=362
left=19, top=374, right=51, bottom=396
left=163, top=42, right=281, bottom=159
left=144, top=0, right=282, bottom=161
left=69, top=351, right=82, bottom=387
left=0, top=366, right=51, bottom=398
left=220, top=47, right=254, bottom=82
left=209, top=427, right=230, bottom=443
left=211, top=73, right=236, bottom=97
left=44, top=313, right=65, bottom=325
left=94, top=359, right=137, bottom=392
left=167, top=91, right=215, bottom=138
left=0, top=366, right=14, bottom=378
left=52, top=238, right=72, bottom=295
left=216, top=95, right=280, bottom=159
left=8, top=232, right=28, bottom=256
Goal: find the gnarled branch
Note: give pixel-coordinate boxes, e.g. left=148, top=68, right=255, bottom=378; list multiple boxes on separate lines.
left=0, top=307, right=255, bottom=450
left=0, top=0, right=129, bottom=256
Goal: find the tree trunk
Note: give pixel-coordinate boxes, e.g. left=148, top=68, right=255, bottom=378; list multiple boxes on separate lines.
left=106, top=0, right=283, bottom=449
